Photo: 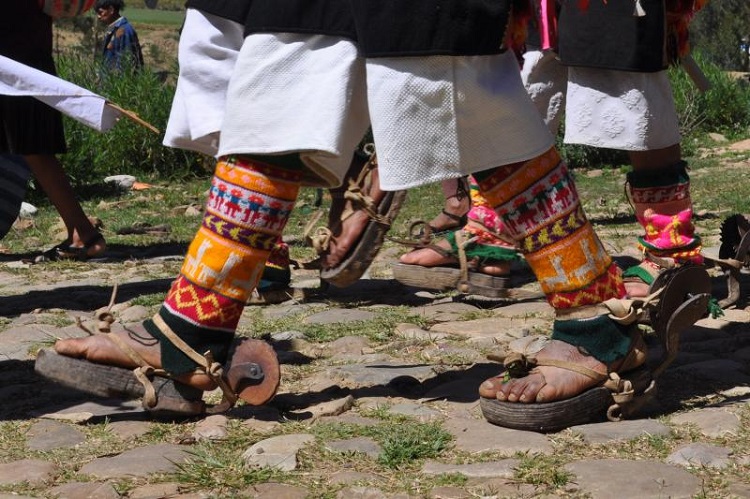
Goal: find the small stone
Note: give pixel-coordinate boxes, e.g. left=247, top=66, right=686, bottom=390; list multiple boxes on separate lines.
left=79, top=444, right=190, bottom=479
left=429, top=316, right=548, bottom=344
left=243, top=483, right=308, bottom=499
left=666, top=443, right=732, bottom=469
left=290, top=395, right=355, bottom=420
left=46, top=482, right=120, bottom=499
left=388, top=402, right=442, bottom=422
left=242, top=434, right=315, bottom=471
left=19, top=202, right=38, bottom=217
left=107, top=420, right=152, bottom=440
left=326, top=437, right=382, bottom=459
left=422, top=460, right=518, bottom=479
left=326, top=336, right=371, bottom=355
left=0, top=459, right=58, bottom=485
left=193, top=414, right=229, bottom=441
left=184, top=205, right=202, bottom=217
left=27, top=420, right=86, bottom=451
left=327, top=363, right=438, bottom=389
left=720, top=386, right=750, bottom=398
left=104, top=174, right=137, bottom=189
left=444, top=418, right=552, bottom=455
left=335, top=487, right=410, bottom=499
left=670, top=408, right=741, bottom=437
left=117, top=305, right=150, bottom=323
left=243, top=419, right=282, bottom=433
left=409, top=302, right=481, bottom=322
left=565, top=459, right=701, bottom=498
left=39, top=412, right=94, bottom=424
left=394, top=324, right=448, bottom=341
left=271, top=330, right=306, bottom=342
left=128, top=482, right=181, bottom=498
left=570, top=419, right=671, bottom=444
left=428, top=486, right=471, bottom=499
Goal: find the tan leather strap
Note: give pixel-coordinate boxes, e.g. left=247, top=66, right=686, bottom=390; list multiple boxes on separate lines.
left=152, top=314, right=237, bottom=406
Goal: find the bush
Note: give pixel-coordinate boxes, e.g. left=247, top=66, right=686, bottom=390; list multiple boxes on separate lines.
left=669, top=52, right=750, bottom=141
left=54, top=51, right=207, bottom=186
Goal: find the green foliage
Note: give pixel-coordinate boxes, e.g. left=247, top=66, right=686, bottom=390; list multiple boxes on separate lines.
left=557, top=132, right=628, bottom=169
left=54, top=51, right=206, bottom=186
left=669, top=51, right=750, bottom=140
left=375, top=422, right=451, bottom=469
left=689, top=0, right=750, bottom=71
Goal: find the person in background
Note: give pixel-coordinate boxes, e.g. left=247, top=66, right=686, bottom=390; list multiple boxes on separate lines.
left=95, top=0, right=144, bottom=72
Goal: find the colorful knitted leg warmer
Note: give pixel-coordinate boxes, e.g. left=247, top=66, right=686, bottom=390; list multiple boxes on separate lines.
left=144, top=156, right=301, bottom=374
left=474, top=148, right=631, bottom=363
left=625, top=161, right=703, bottom=267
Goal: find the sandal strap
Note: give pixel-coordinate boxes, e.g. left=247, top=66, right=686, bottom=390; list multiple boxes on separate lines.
left=151, top=314, right=238, bottom=406
left=306, top=149, right=394, bottom=256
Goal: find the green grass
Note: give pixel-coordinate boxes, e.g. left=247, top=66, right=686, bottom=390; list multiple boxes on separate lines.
left=124, top=8, right=184, bottom=26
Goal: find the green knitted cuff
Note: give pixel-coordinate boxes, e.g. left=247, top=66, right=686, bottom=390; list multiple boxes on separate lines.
left=637, top=236, right=702, bottom=254
left=445, top=231, right=518, bottom=262
left=626, top=160, right=688, bottom=188
left=551, top=315, right=633, bottom=364
left=622, top=265, right=655, bottom=285
left=143, top=309, right=234, bottom=375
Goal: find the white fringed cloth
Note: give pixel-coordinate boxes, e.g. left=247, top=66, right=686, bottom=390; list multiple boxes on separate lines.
left=0, top=54, right=120, bottom=132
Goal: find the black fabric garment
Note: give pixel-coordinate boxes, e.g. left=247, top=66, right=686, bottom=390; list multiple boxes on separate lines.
left=244, top=0, right=356, bottom=40
left=350, top=0, right=513, bottom=57
left=243, top=0, right=513, bottom=57
left=185, top=0, right=253, bottom=24
left=0, top=0, right=66, bottom=155
left=0, top=0, right=54, bottom=69
left=558, top=0, right=667, bottom=72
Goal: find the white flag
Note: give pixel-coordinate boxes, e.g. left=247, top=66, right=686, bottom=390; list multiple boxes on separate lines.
left=0, top=55, right=157, bottom=133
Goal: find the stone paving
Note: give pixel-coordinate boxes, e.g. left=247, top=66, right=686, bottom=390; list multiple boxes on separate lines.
left=0, top=243, right=748, bottom=498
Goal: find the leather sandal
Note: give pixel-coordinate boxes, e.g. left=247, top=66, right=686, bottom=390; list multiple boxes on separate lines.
left=35, top=288, right=280, bottom=418
left=392, top=225, right=519, bottom=298
left=480, top=268, right=711, bottom=433
left=307, top=146, right=407, bottom=288
left=33, top=232, right=106, bottom=263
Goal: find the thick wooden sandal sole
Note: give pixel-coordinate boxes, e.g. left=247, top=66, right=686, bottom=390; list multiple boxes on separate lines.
left=34, top=349, right=205, bottom=418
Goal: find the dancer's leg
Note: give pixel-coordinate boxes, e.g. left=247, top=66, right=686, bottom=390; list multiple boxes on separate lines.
left=475, top=148, right=633, bottom=403
left=54, top=156, right=302, bottom=388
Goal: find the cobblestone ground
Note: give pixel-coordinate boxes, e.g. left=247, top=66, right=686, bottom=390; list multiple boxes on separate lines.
left=0, top=236, right=748, bottom=498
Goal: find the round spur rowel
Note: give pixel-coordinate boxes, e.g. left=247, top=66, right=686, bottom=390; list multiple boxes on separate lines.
left=225, top=339, right=280, bottom=406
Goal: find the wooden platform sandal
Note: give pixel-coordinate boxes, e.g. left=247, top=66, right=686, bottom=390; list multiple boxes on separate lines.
left=480, top=265, right=711, bottom=432
left=35, top=289, right=279, bottom=418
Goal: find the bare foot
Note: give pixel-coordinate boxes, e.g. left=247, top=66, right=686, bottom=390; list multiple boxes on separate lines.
left=322, top=164, right=385, bottom=270
left=624, top=279, right=650, bottom=298
left=478, top=339, right=609, bottom=403
left=66, top=225, right=107, bottom=259
left=399, top=235, right=510, bottom=277
left=54, top=324, right=217, bottom=391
